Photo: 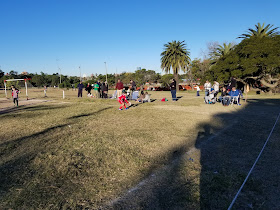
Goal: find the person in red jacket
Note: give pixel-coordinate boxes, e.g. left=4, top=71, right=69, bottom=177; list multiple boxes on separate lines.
left=118, top=90, right=131, bottom=110
left=116, top=79, right=124, bottom=98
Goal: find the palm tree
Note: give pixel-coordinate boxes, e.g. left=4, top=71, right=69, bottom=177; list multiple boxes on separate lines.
left=160, top=40, right=191, bottom=91
left=209, top=42, right=234, bottom=67
left=210, top=43, right=234, bottom=60
left=238, top=22, right=279, bottom=39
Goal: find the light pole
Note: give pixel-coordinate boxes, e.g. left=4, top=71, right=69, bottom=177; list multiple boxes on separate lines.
left=79, top=66, right=81, bottom=81
left=59, top=67, right=62, bottom=84
left=104, top=62, right=108, bottom=82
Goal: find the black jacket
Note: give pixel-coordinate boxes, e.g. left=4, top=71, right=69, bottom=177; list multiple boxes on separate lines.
left=170, top=81, right=176, bottom=90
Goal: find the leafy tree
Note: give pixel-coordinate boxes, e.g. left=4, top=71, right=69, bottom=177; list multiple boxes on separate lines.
left=209, top=36, right=280, bottom=91
left=31, top=74, right=46, bottom=87
left=161, top=40, right=191, bottom=90
left=133, top=69, right=159, bottom=85
left=191, top=59, right=211, bottom=82
left=9, top=70, right=18, bottom=77
left=159, top=74, right=174, bottom=88
left=238, top=22, right=279, bottom=39
left=0, top=70, right=4, bottom=78
left=69, top=76, right=80, bottom=84
left=51, top=74, right=60, bottom=87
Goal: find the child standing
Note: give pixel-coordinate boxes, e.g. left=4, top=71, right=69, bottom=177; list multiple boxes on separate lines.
left=194, top=85, right=200, bottom=96
left=12, top=87, right=19, bottom=107
left=118, top=90, right=131, bottom=110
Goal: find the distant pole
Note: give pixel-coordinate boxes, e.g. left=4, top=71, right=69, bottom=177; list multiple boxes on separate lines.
left=25, top=79, right=28, bottom=99
left=56, top=59, right=61, bottom=84
left=59, top=68, right=62, bottom=84
left=79, top=66, right=81, bottom=81
left=4, top=81, right=7, bottom=98
left=104, top=62, right=108, bottom=82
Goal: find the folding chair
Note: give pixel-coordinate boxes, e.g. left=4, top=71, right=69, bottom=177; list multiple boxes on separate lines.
left=230, top=96, right=240, bottom=105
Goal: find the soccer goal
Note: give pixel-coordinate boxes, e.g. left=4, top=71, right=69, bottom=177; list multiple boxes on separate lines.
left=4, top=78, right=31, bottom=99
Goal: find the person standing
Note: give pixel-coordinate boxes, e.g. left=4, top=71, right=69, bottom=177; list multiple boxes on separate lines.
left=116, top=79, right=124, bottom=98
left=94, top=82, right=99, bottom=98
left=102, top=81, right=109, bottom=98
left=230, top=77, right=237, bottom=88
left=204, top=80, right=212, bottom=96
left=12, top=86, right=19, bottom=106
left=97, top=80, right=102, bottom=98
left=194, top=85, right=200, bottom=96
left=77, top=81, right=84, bottom=97
left=170, top=79, right=177, bottom=101
left=130, top=80, right=136, bottom=91
left=213, top=81, right=219, bottom=98
left=44, top=86, right=47, bottom=97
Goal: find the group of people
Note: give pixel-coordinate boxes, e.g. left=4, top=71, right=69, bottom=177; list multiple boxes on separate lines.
left=77, top=81, right=109, bottom=98
left=203, top=78, right=243, bottom=106
left=76, top=79, right=151, bottom=110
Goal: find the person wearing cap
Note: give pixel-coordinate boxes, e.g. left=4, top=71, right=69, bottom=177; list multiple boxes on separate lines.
left=117, top=89, right=131, bottom=110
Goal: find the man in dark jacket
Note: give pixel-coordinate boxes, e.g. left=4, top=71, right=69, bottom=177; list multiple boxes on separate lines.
left=130, top=80, right=136, bottom=91
left=101, top=81, right=109, bottom=98
left=170, top=79, right=176, bottom=101
left=77, top=81, right=84, bottom=97
left=97, top=80, right=102, bottom=98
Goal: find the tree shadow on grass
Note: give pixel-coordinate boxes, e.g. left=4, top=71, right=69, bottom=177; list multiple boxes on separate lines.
left=109, top=98, right=280, bottom=209
left=0, top=104, right=70, bottom=116
left=0, top=124, right=70, bottom=156
left=0, top=123, right=77, bottom=207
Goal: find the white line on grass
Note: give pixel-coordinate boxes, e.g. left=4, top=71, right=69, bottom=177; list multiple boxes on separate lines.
left=228, top=112, right=280, bottom=210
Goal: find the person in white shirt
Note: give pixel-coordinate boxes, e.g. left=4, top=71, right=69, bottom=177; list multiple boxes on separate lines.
left=204, top=80, right=211, bottom=96
left=213, top=81, right=220, bottom=97
left=194, top=85, right=200, bottom=96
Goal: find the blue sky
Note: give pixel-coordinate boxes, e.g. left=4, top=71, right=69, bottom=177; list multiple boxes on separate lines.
left=1, top=0, right=279, bottom=76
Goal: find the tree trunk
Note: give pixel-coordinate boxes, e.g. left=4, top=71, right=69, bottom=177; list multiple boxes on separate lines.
left=174, top=73, right=179, bottom=92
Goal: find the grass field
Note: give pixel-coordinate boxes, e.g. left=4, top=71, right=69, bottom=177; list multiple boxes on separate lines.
left=0, top=88, right=280, bottom=209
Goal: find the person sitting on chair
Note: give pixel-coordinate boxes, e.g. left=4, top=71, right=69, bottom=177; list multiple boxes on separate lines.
left=204, top=88, right=215, bottom=104
left=228, top=87, right=243, bottom=105
left=143, top=92, right=151, bottom=102
left=220, top=86, right=230, bottom=106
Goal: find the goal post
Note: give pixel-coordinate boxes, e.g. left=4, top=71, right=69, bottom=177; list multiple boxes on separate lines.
left=4, top=78, right=31, bottom=99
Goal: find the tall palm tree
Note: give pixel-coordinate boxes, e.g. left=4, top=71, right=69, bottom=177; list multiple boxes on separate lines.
left=238, top=22, right=279, bottom=39
left=210, top=42, right=234, bottom=60
left=209, top=42, right=234, bottom=68
left=161, top=40, right=191, bottom=91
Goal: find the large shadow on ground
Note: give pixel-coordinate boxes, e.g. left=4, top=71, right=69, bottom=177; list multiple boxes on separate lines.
left=110, top=98, right=280, bottom=209
left=0, top=104, right=69, bottom=115
left=0, top=106, right=113, bottom=209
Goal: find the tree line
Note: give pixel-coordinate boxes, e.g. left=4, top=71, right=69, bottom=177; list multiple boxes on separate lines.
left=0, top=68, right=190, bottom=89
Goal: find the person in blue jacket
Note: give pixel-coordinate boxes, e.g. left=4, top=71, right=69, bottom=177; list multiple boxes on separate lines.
left=228, top=87, right=243, bottom=105
left=77, top=81, right=84, bottom=97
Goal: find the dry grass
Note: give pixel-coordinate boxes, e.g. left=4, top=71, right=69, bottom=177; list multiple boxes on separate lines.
left=0, top=88, right=280, bottom=209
